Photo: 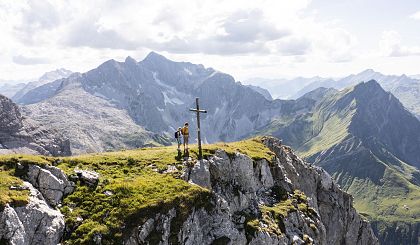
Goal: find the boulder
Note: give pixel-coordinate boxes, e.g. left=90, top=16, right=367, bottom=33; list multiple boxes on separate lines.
left=188, top=160, right=211, bottom=189
left=25, top=164, right=74, bottom=207
left=74, top=169, right=100, bottom=187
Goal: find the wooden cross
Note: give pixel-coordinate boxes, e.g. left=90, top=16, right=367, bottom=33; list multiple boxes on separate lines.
left=189, top=97, right=207, bottom=160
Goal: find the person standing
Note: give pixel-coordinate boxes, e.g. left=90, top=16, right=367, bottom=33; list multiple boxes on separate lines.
left=175, top=127, right=182, bottom=151
left=181, top=122, right=189, bottom=153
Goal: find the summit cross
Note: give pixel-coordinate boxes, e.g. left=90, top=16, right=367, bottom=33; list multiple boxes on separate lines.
left=189, top=97, right=207, bottom=160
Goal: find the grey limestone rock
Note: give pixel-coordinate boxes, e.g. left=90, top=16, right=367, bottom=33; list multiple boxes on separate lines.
left=126, top=137, right=378, bottom=244
left=74, top=169, right=100, bottom=187
left=25, top=164, right=74, bottom=207
left=14, top=182, right=65, bottom=245
left=0, top=182, right=65, bottom=245
left=0, top=204, right=26, bottom=245
left=0, top=94, right=71, bottom=156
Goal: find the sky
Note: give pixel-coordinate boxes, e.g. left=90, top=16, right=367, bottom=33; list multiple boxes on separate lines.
left=1, top=0, right=420, bottom=83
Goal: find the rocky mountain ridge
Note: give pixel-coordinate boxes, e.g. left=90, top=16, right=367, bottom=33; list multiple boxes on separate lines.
left=12, top=68, right=73, bottom=103
left=0, top=137, right=378, bottom=244
left=292, top=69, right=420, bottom=119
left=248, top=69, right=420, bottom=119
left=257, top=80, right=420, bottom=244
left=18, top=52, right=332, bottom=153
left=19, top=53, right=282, bottom=152
left=22, top=73, right=169, bottom=155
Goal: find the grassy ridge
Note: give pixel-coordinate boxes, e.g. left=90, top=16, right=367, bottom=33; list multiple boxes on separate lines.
left=0, top=137, right=273, bottom=243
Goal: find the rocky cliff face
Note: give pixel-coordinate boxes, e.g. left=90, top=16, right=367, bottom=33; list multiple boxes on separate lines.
left=22, top=74, right=170, bottom=154
left=0, top=94, right=70, bottom=156
left=125, top=137, right=378, bottom=244
left=0, top=163, right=74, bottom=245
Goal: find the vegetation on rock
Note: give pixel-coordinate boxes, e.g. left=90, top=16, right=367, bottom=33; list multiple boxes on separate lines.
left=0, top=137, right=275, bottom=243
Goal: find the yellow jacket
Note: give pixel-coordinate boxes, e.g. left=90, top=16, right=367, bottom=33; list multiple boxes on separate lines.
left=181, top=126, right=189, bottom=135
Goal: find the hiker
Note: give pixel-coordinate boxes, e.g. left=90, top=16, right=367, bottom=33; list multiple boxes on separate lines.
left=181, top=122, right=189, bottom=153
left=175, top=127, right=182, bottom=151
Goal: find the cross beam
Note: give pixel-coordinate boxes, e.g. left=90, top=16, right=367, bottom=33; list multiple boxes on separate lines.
left=189, top=97, right=207, bottom=160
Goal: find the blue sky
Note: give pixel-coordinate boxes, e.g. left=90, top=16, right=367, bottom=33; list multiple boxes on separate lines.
left=0, top=0, right=420, bottom=83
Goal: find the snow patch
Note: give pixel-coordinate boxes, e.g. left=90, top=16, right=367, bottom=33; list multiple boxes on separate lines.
left=208, top=71, right=219, bottom=79
left=184, top=68, right=193, bottom=75
left=162, top=92, right=184, bottom=105
left=93, top=92, right=108, bottom=100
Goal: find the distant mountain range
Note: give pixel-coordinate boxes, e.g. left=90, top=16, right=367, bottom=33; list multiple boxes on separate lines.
left=255, top=80, right=420, bottom=244
left=0, top=83, right=26, bottom=98
left=244, top=76, right=334, bottom=100
left=0, top=68, right=73, bottom=101
left=12, top=68, right=74, bottom=103
left=410, top=74, right=420, bottom=80
left=249, top=69, right=420, bottom=119
left=17, top=53, right=282, bottom=153
left=245, top=84, right=273, bottom=100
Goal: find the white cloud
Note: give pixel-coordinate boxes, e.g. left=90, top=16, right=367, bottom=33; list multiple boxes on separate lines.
left=379, top=31, right=420, bottom=57
left=2, top=0, right=415, bottom=82
left=410, top=11, right=420, bottom=20
left=12, top=55, right=50, bottom=65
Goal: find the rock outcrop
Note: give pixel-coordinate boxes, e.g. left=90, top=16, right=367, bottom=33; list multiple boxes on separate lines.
left=14, top=182, right=65, bottom=245
left=0, top=94, right=71, bottom=156
left=126, top=137, right=379, bottom=244
left=0, top=182, right=65, bottom=245
left=0, top=163, right=74, bottom=244
left=21, top=164, right=75, bottom=207
left=74, top=169, right=99, bottom=187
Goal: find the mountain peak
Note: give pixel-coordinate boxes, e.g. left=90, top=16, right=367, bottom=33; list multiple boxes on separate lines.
left=124, top=56, right=137, bottom=64
left=359, top=69, right=378, bottom=75
left=38, top=68, right=73, bottom=83
left=354, top=79, right=382, bottom=90
left=143, top=51, right=168, bottom=63
left=347, top=80, right=392, bottom=108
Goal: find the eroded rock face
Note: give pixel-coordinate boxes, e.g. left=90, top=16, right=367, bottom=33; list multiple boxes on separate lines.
left=0, top=182, right=65, bottom=245
left=0, top=204, right=26, bottom=245
left=126, top=137, right=379, bottom=244
left=0, top=163, right=74, bottom=244
left=20, top=164, right=75, bottom=207
left=263, top=137, right=378, bottom=245
left=0, top=94, right=71, bottom=156
left=14, top=182, right=65, bottom=245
